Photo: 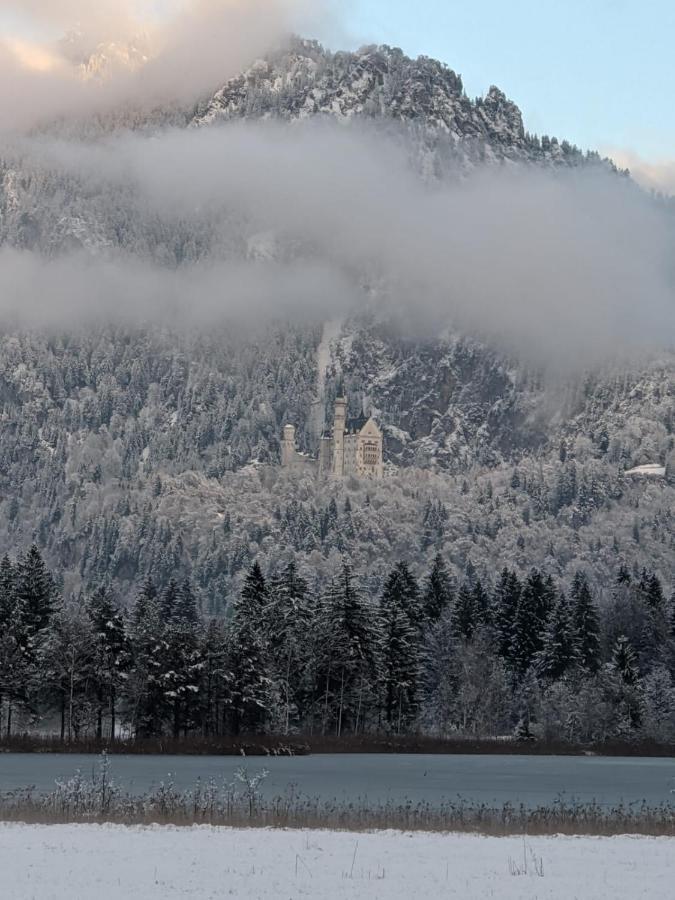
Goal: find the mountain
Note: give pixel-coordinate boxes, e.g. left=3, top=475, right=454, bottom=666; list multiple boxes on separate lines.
left=0, top=38, right=672, bottom=609
left=191, top=39, right=606, bottom=173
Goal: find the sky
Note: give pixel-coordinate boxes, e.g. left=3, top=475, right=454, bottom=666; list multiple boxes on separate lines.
left=0, top=0, right=672, bottom=178
left=344, top=0, right=674, bottom=163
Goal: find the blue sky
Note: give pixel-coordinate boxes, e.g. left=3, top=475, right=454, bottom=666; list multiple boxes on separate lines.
left=341, top=0, right=674, bottom=161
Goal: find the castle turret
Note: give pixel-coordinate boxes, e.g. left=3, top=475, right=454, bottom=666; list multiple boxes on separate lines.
left=281, top=424, right=296, bottom=467
left=332, top=398, right=347, bottom=476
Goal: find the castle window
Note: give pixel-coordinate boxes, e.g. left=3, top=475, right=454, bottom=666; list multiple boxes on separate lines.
left=363, top=441, right=379, bottom=466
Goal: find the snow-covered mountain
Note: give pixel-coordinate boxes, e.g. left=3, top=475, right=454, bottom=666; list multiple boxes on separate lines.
left=191, top=39, right=609, bottom=174
left=0, top=37, right=672, bottom=604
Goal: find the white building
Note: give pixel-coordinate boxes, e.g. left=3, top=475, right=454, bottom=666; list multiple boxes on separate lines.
left=281, top=398, right=384, bottom=479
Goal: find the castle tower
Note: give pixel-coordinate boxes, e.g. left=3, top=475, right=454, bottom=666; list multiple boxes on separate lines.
left=281, top=424, right=296, bottom=467
left=332, top=398, right=347, bottom=476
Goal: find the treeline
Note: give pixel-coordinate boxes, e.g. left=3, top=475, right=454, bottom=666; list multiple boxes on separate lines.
left=1, top=546, right=674, bottom=744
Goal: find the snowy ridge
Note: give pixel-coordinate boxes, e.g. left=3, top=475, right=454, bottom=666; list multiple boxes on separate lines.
left=192, top=39, right=610, bottom=174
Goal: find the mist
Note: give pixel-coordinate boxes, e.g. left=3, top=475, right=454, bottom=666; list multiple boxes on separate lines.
left=0, top=0, right=327, bottom=131
left=5, top=120, right=674, bottom=370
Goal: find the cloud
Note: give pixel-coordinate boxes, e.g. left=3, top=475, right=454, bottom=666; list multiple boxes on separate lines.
left=604, top=147, right=675, bottom=197
left=0, top=247, right=353, bottom=328
left=0, top=1, right=327, bottom=131
left=7, top=121, right=675, bottom=370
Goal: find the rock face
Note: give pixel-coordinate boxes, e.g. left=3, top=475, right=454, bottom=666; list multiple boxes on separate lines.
left=192, top=39, right=604, bottom=174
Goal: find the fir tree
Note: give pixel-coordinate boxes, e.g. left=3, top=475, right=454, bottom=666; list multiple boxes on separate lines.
left=16, top=545, right=55, bottom=653
left=611, top=635, right=639, bottom=685
left=510, top=570, right=553, bottom=676
left=571, top=572, right=601, bottom=673
left=381, top=566, right=421, bottom=729
left=381, top=562, right=421, bottom=628
left=86, top=588, right=129, bottom=740
left=451, top=582, right=478, bottom=642
left=422, top=554, right=452, bottom=622
left=536, top=592, right=578, bottom=680
left=315, top=563, right=381, bottom=735
left=266, top=561, right=314, bottom=732
left=227, top=563, right=272, bottom=734
left=126, top=577, right=166, bottom=737
left=492, top=568, right=521, bottom=662
left=199, top=618, right=230, bottom=736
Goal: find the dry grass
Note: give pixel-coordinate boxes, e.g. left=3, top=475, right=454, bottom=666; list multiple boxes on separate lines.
left=0, top=755, right=673, bottom=836
left=2, top=732, right=674, bottom=757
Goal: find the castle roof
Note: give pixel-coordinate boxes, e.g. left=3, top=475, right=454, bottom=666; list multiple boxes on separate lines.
left=345, top=413, right=369, bottom=433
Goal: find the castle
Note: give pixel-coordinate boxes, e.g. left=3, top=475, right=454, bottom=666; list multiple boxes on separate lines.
left=281, top=398, right=384, bottom=479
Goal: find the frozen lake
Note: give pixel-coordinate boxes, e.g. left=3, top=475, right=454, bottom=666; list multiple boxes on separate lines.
left=1, top=752, right=673, bottom=807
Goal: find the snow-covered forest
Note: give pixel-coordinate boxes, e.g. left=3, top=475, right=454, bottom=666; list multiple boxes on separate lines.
left=1, top=544, right=674, bottom=744
left=0, top=38, right=674, bottom=746
left=1, top=322, right=674, bottom=613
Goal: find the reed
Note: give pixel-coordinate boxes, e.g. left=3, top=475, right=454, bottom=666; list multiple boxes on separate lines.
left=0, top=754, right=673, bottom=836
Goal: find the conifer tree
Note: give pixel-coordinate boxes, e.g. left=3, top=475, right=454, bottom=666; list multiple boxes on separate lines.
left=86, top=587, right=129, bottom=740
left=422, top=554, right=452, bottom=622
left=315, top=562, right=381, bottom=735
left=381, top=566, right=421, bottom=729
left=492, top=568, right=521, bottom=662
left=267, top=561, right=314, bottom=732
left=227, top=563, right=272, bottom=734
left=199, top=618, right=230, bottom=736
left=0, top=555, right=25, bottom=736
left=161, top=582, right=204, bottom=738
left=510, top=570, right=553, bottom=676
left=126, top=576, right=166, bottom=737
left=381, top=562, right=421, bottom=628
left=570, top=572, right=601, bottom=673
left=611, top=635, right=639, bottom=685
left=536, top=592, right=578, bottom=680
left=451, top=582, right=478, bottom=642
left=16, top=545, right=55, bottom=654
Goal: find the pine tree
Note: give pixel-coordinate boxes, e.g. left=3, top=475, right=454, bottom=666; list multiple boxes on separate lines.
left=162, top=587, right=204, bottom=738
left=492, top=568, right=521, bottom=662
left=381, top=562, right=421, bottom=628
left=126, top=577, right=166, bottom=738
left=422, top=554, right=452, bottom=622
left=536, top=592, right=578, bottom=680
left=266, top=561, right=314, bottom=732
left=315, top=562, right=381, bottom=735
left=86, top=587, right=129, bottom=740
left=199, top=618, right=230, bottom=736
left=16, top=545, right=54, bottom=654
left=510, top=570, right=553, bottom=676
left=451, top=582, right=478, bottom=642
left=227, top=563, right=272, bottom=734
left=381, top=566, right=421, bottom=729
left=570, top=572, right=601, bottom=673
left=611, top=635, right=639, bottom=685
left=161, top=579, right=180, bottom=621
left=0, top=555, right=25, bottom=736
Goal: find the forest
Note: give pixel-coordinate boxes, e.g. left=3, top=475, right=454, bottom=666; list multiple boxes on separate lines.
left=1, top=544, right=674, bottom=746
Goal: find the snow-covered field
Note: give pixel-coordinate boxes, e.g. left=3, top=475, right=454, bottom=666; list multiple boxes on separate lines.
left=1, top=823, right=673, bottom=899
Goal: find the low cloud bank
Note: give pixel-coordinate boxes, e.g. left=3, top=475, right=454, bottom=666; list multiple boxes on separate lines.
left=6, top=121, right=672, bottom=370
left=0, top=0, right=326, bottom=131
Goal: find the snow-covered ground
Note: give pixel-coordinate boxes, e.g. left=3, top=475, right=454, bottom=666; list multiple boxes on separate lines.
left=1, top=823, right=673, bottom=899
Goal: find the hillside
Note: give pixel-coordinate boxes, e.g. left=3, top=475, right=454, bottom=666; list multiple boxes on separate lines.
left=0, top=37, right=673, bottom=608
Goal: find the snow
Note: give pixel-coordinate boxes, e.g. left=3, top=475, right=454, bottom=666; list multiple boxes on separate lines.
left=1, top=823, right=673, bottom=899
left=625, top=464, right=666, bottom=477
left=310, top=318, right=342, bottom=438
